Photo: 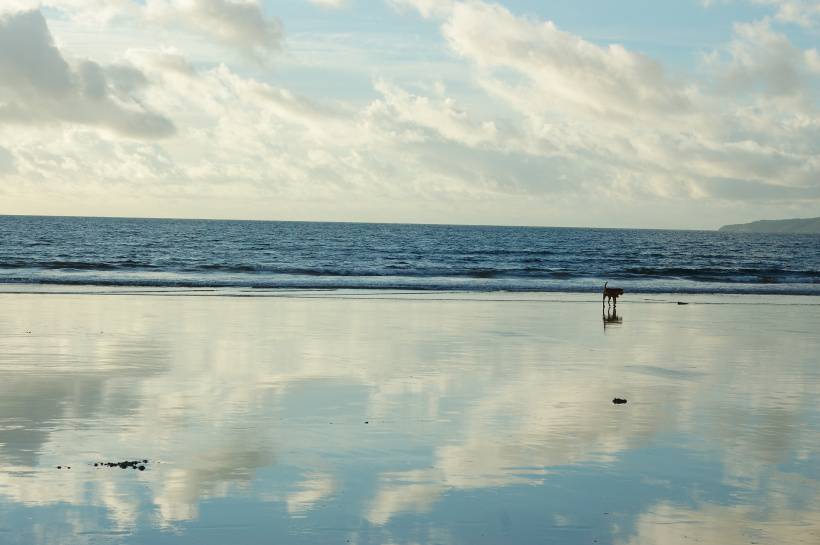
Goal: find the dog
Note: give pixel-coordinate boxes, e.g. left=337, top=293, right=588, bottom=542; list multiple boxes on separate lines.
left=603, top=282, right=624, bottom=308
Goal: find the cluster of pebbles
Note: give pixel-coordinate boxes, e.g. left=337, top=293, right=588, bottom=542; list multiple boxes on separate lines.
left=56, top=460, right=149, bottom=471
left=96, top=460, right=149, bottom=471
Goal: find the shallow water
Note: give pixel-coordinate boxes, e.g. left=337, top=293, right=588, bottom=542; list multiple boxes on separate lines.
left=0, top=290, right=818, bottom=544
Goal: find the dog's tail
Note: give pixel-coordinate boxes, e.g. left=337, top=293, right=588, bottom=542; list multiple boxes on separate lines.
left=603, top=281, right=608, bottom=293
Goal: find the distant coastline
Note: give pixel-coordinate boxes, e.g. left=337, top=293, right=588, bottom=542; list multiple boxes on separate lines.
left=718, top=217, right=820, bottom=234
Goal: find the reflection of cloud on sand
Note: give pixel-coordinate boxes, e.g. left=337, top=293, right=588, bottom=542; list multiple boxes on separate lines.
left=153, top=442, right=275, bottom=524
left=367, top=470, right=445, bottom=525
left=622, top=495, right=820, bottom=545
left=364, top=301, right=820, bottom=526
left=0, top=293, right=818, bottom=541
left=366, top=364, right=665, bottom=525
left=286, top=473, right=337, bottom=515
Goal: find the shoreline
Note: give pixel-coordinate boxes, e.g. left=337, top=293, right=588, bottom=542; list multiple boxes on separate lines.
left=1, top=283, right=818, bottom=305
left=0, top=279, right=817, bottom=296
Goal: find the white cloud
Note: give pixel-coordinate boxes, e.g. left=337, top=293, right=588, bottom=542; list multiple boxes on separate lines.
left=443, top=2, right=693, bottom=123
left=702, top=1, right=820, bottom=28
left=0, top=145, right=16, bottom=174
left=717, top=19, right=818, bottom=100
left=388, top=0, right=454, bottom=19
left=430, top=1, right=819, bottom=206
left=0, top=1, right=282, bottom=60
left=144, top=0, right=283, bottom=60
left=806, top=48, right=820, bottom=73
left=1, top=0, right=818, bottom=226
left=0, top=10, right=175, bottom=138
left=309, top=0, right=347, bottom=8
left=373, top=79, right=498, bottom=147
left=754, top=0, right=820, bottom=27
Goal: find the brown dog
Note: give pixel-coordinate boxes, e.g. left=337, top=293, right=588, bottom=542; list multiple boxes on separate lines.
left=603, top=282, right=624, bottom=307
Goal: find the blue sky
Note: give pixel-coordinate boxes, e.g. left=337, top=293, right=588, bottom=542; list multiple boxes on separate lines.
left=0, top=0, right=818, bottom=228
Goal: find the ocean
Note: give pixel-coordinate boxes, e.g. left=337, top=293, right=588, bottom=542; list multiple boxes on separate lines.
left=2, top=216, right=819, bottom=544
left=1, top=215, right=818, bottom=294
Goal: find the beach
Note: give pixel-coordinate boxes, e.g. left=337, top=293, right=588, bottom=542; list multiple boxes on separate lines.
left=1, top=288, right=818, bottom=544
left=4, top=0, right=820, bottom=543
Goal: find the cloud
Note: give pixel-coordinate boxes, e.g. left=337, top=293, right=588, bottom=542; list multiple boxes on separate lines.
left=715, top=19, right=818, bottom=100
left=0, top=1, right=282, bottom=60
left=309, top=0, right=347, bottom=8
left=0, top=10, right=175, bottom=138
left=373, top=79, right=498, bottom=147
left=1, top=0, right=819, bottom=226
left=0, top=146, right=16, bottom=174
left=443, top=2, right=693, bottom=123
left=754, top=0, right=820, bottom=27
left=388, top=0, right=454, bottom=19
left=702, top=1, right=820, bottom=28
left=144, top=0, right=283, bottom=61
left=427, top=1, right=819, bottom=207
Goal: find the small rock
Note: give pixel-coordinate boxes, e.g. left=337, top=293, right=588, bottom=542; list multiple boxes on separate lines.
left=677, top=302, right=689, bottom=305
left=612, top=398, right=628, bottom=404
left=57, top=466, right=61, bottom=469
left=98, top=459, right=150, bottom=470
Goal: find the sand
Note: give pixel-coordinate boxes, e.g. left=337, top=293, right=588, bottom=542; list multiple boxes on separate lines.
left=0, top=288, right=818, bottom=544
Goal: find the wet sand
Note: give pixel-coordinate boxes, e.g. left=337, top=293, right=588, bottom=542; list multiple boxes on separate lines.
left=0, top=289, right=818, bottom=544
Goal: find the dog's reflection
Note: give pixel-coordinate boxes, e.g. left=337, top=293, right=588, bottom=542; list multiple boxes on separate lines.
left=603, top=307, right=623, bottom=328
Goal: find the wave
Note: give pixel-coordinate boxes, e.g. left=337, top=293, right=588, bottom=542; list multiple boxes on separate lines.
left=619, top=266, right=819, bottom=283
left=0, top=260, right=157, bottom=271
left=0, top=272, right=818, bottom=295
left=0, top=261, right=815, bottom=284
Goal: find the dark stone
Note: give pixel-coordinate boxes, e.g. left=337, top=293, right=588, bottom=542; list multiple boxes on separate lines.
left=677, top=302, right=689, bottom=305
left=94, top=459, right=151, bottom=469
left=57, top=466, right=61, bottom=469
left=612, top=398, right=628, bottom=404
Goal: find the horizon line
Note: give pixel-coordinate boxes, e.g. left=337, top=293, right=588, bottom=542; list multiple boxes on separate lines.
left=0, top=212, right=723, bottom=232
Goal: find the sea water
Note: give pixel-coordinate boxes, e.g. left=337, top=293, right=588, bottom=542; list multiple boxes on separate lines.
left=1, top=215, right=818, bottom=294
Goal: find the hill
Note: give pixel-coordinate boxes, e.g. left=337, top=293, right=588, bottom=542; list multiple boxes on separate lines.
left=718, top=217, right=820, bottom=234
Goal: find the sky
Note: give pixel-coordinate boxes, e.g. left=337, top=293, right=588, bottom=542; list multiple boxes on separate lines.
left=0, top=0, right=818, bottom=229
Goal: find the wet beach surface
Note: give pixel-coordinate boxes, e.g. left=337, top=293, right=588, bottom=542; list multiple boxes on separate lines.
left=0, top=289, right=818, bottom=544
